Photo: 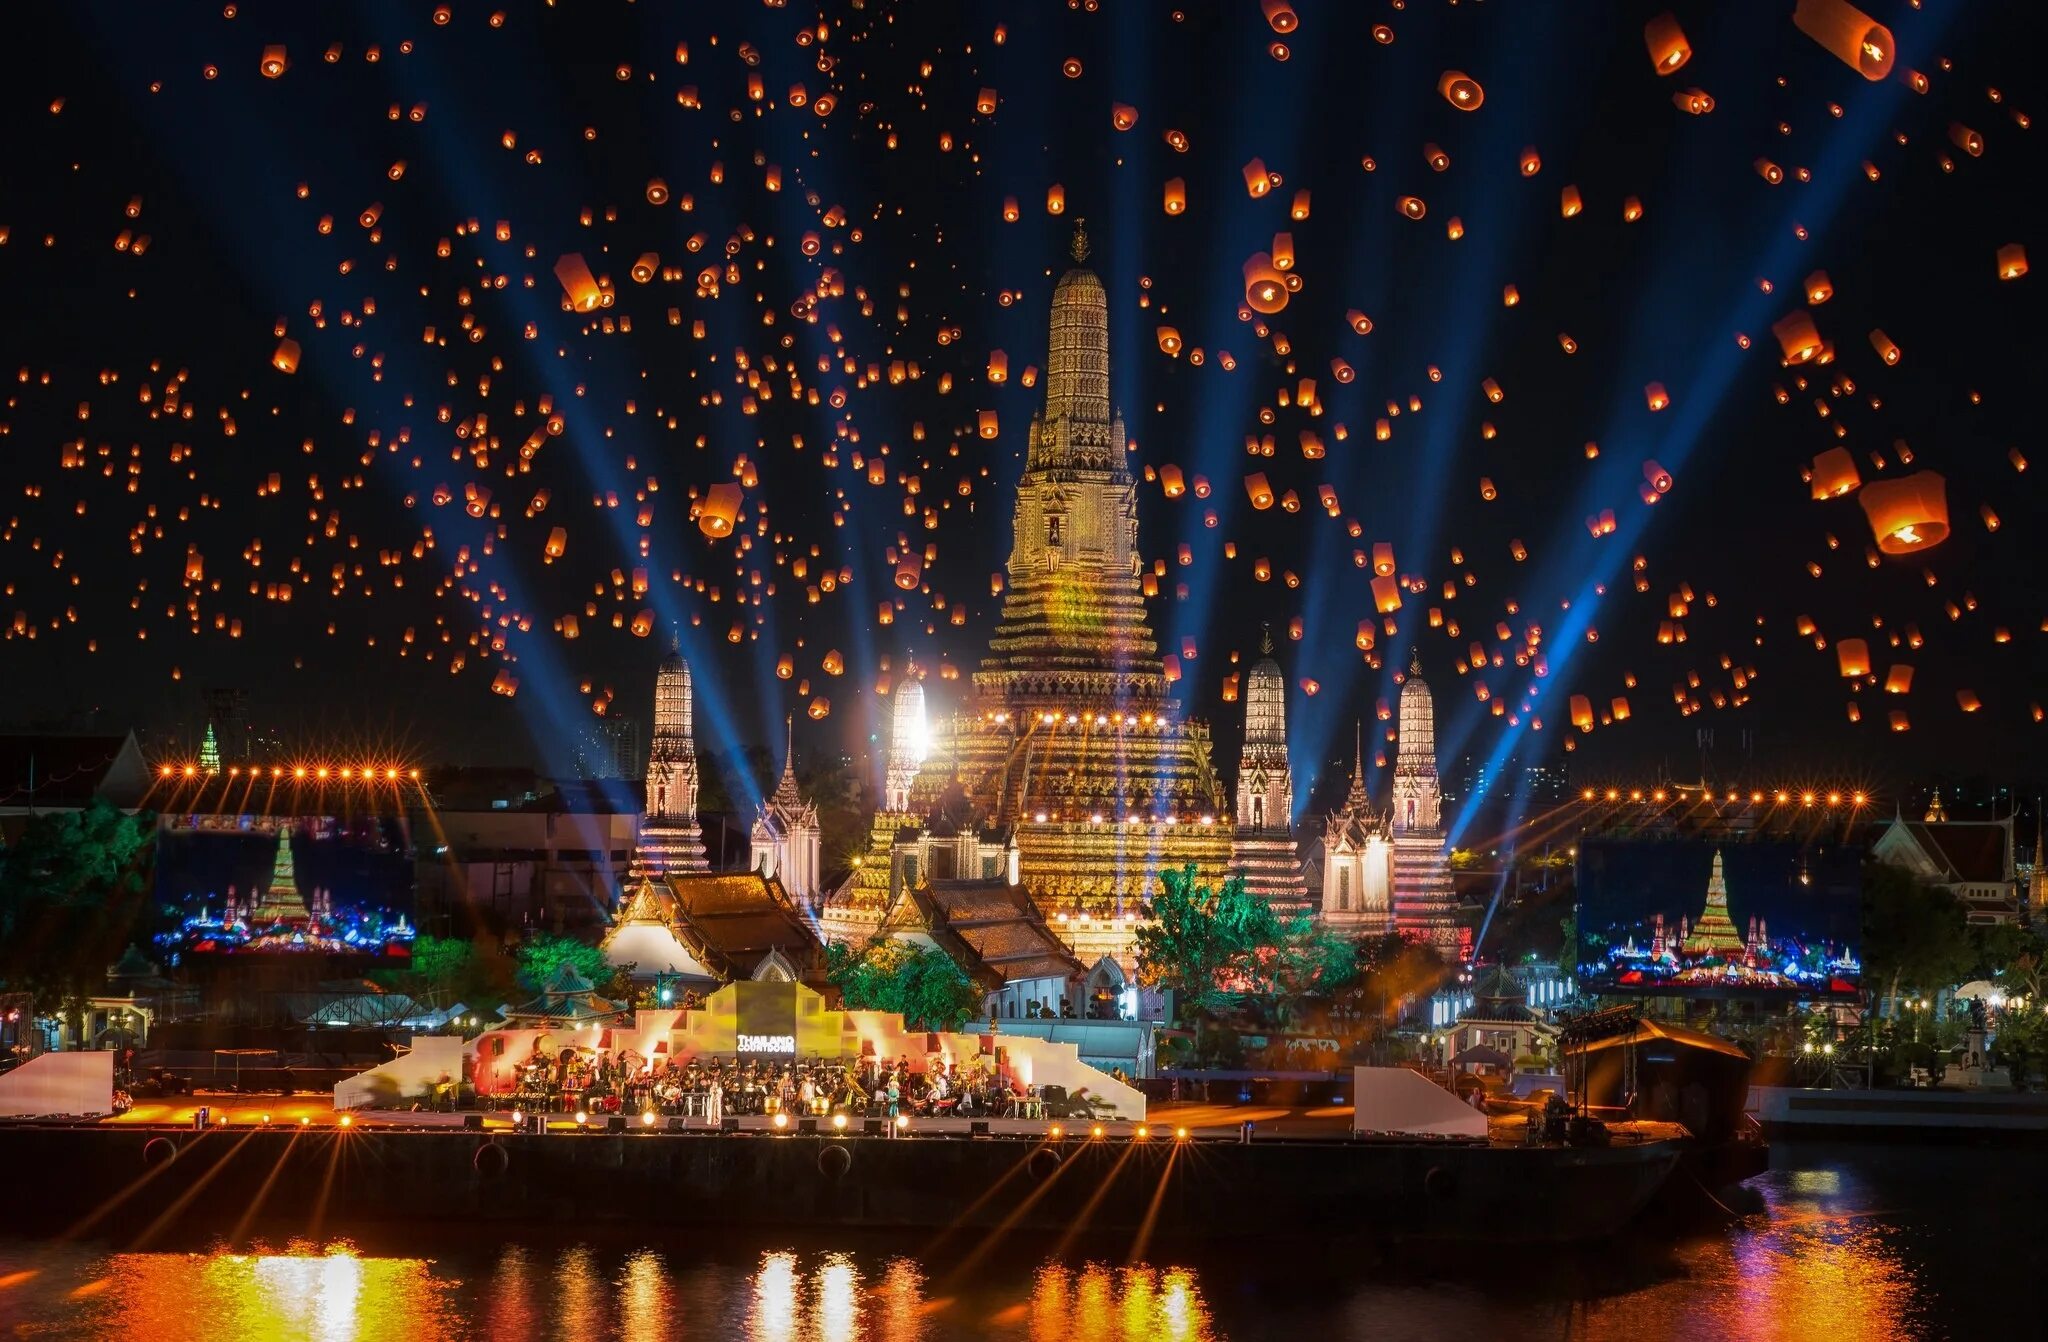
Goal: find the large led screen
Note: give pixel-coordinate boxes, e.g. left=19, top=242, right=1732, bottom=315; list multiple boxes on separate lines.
left=1574, top=840, right=1860, bottom=998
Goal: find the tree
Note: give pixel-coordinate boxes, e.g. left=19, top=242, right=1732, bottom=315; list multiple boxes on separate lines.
left=0, top=799, right=159, bottom=1036
left=1861, top=861, right=1974, bottom=1006
left=825, top=939, right=981, bottom=1030
left=377, top=933, right=519, bottom=1014
left=516, top=932, right=614, bottom=994
left=1134, top=866, right=1280, bottom=1019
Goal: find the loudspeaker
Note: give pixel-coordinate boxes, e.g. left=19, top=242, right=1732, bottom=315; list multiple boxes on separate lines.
left=720, top=1117, right=740, bottom=1133
left=863, top=1118, right=884, bottom=1137
left=969, top=1120, right=990, bottom=1137
left=797, top=1117, right=819, bottom=1135
left=462, top=1113, right=484, bottom=1131
left=606, top=1115, right=628, bottom=1134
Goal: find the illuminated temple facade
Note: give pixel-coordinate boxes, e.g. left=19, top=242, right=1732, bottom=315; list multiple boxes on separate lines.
left=1230, top=634, right=1309, bottom=912
left=631, top=637, right=710, bottom=878
left=825, top=224, right=1231, bottom=968
left=1319, top=727, right=1393, bottom=934
left=1390, top=655, right=1462, bottom=956
left=749, top=717, right=822, bottom=901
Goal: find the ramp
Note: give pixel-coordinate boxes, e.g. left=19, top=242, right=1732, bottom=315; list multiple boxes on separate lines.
left=1351, top=1066, right=1487, bottom=1137
left=0, top=1051, right=115, bottom=1117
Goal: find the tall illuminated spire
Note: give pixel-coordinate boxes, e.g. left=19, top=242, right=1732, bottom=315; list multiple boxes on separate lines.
left=632, top=635, right=709, bottom=877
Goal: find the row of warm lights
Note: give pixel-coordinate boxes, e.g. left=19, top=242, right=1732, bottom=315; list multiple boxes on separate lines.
left=1030, top=811, right=1217, bottom=826
left=157, top=763, right=421, bottom=782
left=1578, top=787, right=1868, bottom=807
left=991, top=710, right=1175, bottom=730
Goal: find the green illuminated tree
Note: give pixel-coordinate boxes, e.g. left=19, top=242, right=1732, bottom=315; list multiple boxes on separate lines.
left=825, top=939, right=980, bottom=1030
left=0, top=798, right=159, bottom=1035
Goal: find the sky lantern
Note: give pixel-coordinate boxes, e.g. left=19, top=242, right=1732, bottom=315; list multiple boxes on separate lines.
left=1001, top=196, right=1019, bottom=222
left=1570, top=695, right=1595, bottom=731
left=490, top=670, right=518, bottom=697
left=1643, top=460, right=1673, bottom=494
left=1111, top=103, right=1139, bottom=131
left=1244, top=473, right=1274, bottom=510
left=1644, top=383, right=1670, bottom=412
left=978, top=410, right=999, bottom=438
left=553, top=253, right=603, bottom=312
left=544, top=526, right=567, bottom=559
left=1243, top=158, right=1272, bottom=197
left=1836, top=638, right=1870, bottom=678
left=1869, top=329, right=1900, bottom=365
left=987, top=350, right=1008, bottom=381
left=1643, top=13, right=1692, bottom=73
left=1949, top=124, right=1984, bottom=157
left=645, top=177, right=669, bottom=205
left=894, top=551, right=923, bottom=590
left=1371, top=542, right=1395, bottom=576
left=272, top=338, right=300, bottom=374
left=1156, top=326, right=1182, bottom=355
left=1160, top=465, right=1185, bottom=497
left=1996, top=243, right=2027, bottom=279
left=1262, top=0, right=1298, bottom=32
left=1860, top=471, right=1948, bottom=553
left=1371, top=575, right=1403, bottom=614
left=1956, top=690, right=1982, bottom=714
left=1046, top=184, right=1065, bottom=214
left=1519, top=148, right=1542, bottom=177
left=1291, top=189, right=1311, bottom=220
left=1271, top=232, right=1295, bottom=270
left=1756, top=158, right=1785, bottom=185
left=1810, top=447, right=1861, bottom=498
left=1675, top=88, right=1715, bottom=114
left=1396, top=196, right=1426, bottom=221
left=1346, top=310, right=1373, bottom=335
left=1792, top=0, right=1895, bottom=80
left=1243, top=253, right=1288, bottom=313
left=1163, top=178, right=1187, bottom=214
left=1560, top=186, right=1583, bottom=218
left=1884, top=665, right=1914, bottom=695
left=260, top=45, right=288, bottom=78
left=1773, top=310, right=1824, bottom=364
left=976, top=88, right=997, bottom=115
left=1804, top=271, right=1833, bottom=304
left=808, top=697, right=830, bottom=720
left=1438, top=70, right=1484, bottom=110
left=699, top=483, right=741, bottom=538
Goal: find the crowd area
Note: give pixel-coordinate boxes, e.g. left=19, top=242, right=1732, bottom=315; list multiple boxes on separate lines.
left=497, top=1045, right=1109, bottom=1123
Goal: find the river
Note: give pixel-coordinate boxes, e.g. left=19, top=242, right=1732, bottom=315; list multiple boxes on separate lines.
left=0, top=1142, right=2035, bottom=1340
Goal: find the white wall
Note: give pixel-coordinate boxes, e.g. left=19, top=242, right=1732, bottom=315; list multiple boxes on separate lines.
left=333, top=1036, right=467, bottom=1110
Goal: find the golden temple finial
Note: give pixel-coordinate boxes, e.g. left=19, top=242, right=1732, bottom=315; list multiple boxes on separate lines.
left=1070, top=216, right=1090, bottom=264
left=1409, top=647, right=1422, bottom=676
left=1260, top=622, right=1274, bottom=656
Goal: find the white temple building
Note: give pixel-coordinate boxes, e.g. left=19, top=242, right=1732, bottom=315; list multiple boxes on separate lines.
left=1319, top=725, right=1393, bottom=934
left=750, top=716, right=822, bottom=901
left=630, top=635, right=710, bottom=877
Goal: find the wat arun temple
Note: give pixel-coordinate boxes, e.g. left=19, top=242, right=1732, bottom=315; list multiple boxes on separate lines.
left=805, top=225, right=1462, bottom=968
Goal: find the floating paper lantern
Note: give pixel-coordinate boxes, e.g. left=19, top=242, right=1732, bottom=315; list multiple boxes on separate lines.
left=976, top=88, right=997, bottom=115
left=1560, top=186, right=1583, bottom=217
left=545, top=527, right=567, bottom=559
left=1836, top=638, right=1870, bottom=678
left=1243, top=158, right=1272, bottom=197
left=1860, top=471, right=1948, bottom=553
left=1244, top=473, right=1274, bottom=510
left=1163, top=178, right=1186, bottom=214
left=1396, top=196, right=1427, bottom=221
left=1773, top=310, right=1824, bottom=364
left=1810, top=447, right=1861, bottom=498
left=1160, top=464, right=1185, bottom=497
left=1372, top=575, right=1403, bottom=614
left=1112, top=103, right=1139, bottom=131
left=1949, top=123, right=1984, bottom=157
left=1996, top=243, right=2027, bottom=279
left=1262, top=0, right=1298, bottom=32
left=1243, top=254, right=1288, bottom=314
left=1519, top=148, right=1542, bottom=177
left=272, top=338, right=300, bottom=374
left=1644, top=383, right=1670, bottom=412
left=978, top=410, right=999, bottom=439
left=1869, top=329, right=1900, bottom=365
left=260, top=45, right=288, bottom=78
left=1156, top=326, right=1182, bottom=355
left=699, top=483, right=741, bottom=537
left=1570, top=695, right=1594, bottom=731
left=894, top=552, right=922, bottom=590
left=808, top=697, right=830, bottom=720
left=1046, top=184, right=1065, bottom=215
left=1438, top=70, right=1484, bottom=110
left=1884, top=665, right=1914, bottom=694
left=1372, top=542, right=1395, bottom=576
left=1792, top=0, right=1895, bottom=81
left=554, top=253, right=603, bottom=312
left=1643, top=13, right=1691, bottom=74
left=645, top=178, right=669, bottom=205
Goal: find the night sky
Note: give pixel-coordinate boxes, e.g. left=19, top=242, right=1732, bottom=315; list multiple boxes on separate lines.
left=2, top=1, right=2043, bottom=829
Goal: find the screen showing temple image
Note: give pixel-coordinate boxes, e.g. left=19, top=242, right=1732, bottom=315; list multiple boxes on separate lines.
left=153, top=813, right=416, bottom=955
left=1574, top=840, right=1861, bottom=998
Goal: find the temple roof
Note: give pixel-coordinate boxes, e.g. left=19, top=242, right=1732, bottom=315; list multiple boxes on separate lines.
left=606, top=871, right=828, bottom=990
left=881, top=878, right=1084, bottom=988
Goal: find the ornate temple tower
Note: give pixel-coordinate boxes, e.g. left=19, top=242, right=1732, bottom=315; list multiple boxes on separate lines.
left=883, top=673, right=927, bottom=814
left=632, top=635, right=710, bottom=877
left=1231, top=631, right=1309, bottom=911
left=751, top=716, right=822, bottom=900
left=1390, top=653, right=1461, bottom=956
left=1320, top=725, right=1394, bottom=933
left=829, top=222, right=1231, bottom=969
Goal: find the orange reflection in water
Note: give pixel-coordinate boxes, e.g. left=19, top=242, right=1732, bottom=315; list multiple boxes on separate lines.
left=1029, top=1263, right=1215, bottom=1342
left=70, top=1242, right=462, bottom=1341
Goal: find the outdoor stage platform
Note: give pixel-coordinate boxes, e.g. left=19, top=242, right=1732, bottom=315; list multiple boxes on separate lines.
left=0, top=1115, right=1680, bottom=1247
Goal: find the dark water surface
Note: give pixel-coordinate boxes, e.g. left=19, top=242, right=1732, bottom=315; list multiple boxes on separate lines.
left=0, top=1142, right=2035, bottom=1341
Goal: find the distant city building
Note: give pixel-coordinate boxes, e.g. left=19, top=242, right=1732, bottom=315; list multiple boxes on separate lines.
left=1230, top=630, right=1308, bottom=912
left=631, top=636, right=710, bottom=878
left=576, top=713, right=644, bottom=781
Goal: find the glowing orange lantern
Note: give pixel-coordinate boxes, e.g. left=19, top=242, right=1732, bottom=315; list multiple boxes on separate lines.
left=1791, top=0, right=1895, bottom=81
left=1836, top=638, right=1870, bottom=678
left=1860, top=471, right=1948, bottom=553
left=1810, top=447, right=1861, bottom=498
left=272, top=339, right=300, bottom=374
left=1643, top=13, right=1691, bottom=73
left=699, top=483, right=741, bottom=538
left=1438, top=70, right=1484, bottom=110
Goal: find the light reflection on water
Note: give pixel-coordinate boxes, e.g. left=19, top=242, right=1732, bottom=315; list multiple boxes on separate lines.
left=0, top=1145, right=2034, bottom=1341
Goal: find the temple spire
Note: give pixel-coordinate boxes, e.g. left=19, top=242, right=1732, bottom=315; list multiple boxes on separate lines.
left=1070, top=216, right=1090, bottom=264
left=1260, top=622, right=1274, bottom=656
left=1410, top=647, right=1422, bottom=676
